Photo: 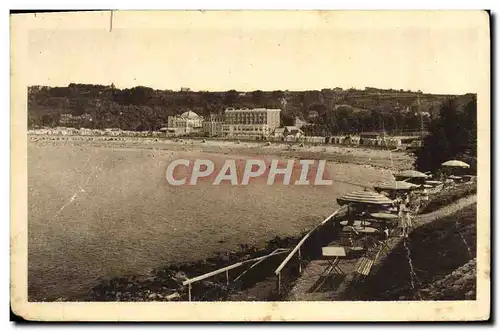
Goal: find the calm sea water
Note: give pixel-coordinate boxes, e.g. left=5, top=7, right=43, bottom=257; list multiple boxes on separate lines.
left=28, top=143, right=392, bottom=300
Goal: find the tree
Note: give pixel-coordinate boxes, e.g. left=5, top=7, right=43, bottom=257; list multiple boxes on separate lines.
left=280, top=112, right=295, bottom=126
left=251, top=90, right=264, bottom=105
left=223, top=90, right=239, bottom=106
left=414, top=96, right=477, bottom=173
left=41, top=114, right=59, bottom=127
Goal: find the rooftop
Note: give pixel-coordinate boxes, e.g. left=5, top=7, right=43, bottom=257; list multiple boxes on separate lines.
left=225, top=108, right=281, bottom=112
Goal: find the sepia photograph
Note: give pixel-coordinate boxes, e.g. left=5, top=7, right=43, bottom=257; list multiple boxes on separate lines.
left=10, top=10, right=490, bottom=321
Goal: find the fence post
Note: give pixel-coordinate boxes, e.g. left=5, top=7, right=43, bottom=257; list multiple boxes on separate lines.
left=298, top=247, right=302, bottom=274
left=226, top=270, right=229, bottom=286
left=188, top=284, right=192, bottom=302
left=277, top=272, right=281, bottom=295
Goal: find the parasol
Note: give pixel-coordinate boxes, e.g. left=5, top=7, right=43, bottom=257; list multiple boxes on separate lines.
left=374, top=181, right=419, bottom=191
left=394, top=170, right=429, bottom=179
left=337, top=190, right=395, bottom=206
left=441, top=160, right=470, bottom=168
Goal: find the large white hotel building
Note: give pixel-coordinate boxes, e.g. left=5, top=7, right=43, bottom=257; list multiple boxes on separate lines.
left=219, top=107, right=281, bottom=138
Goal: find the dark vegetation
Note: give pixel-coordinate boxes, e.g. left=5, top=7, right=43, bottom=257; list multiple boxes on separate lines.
left=28, top=84, right=472, bottom=135
left=348, top=204, right=477, bottom=301
left=414, top=95, right=477, bottom=173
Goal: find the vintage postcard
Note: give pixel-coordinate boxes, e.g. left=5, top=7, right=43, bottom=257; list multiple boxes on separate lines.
left=10, top=10, right=490, bottom=321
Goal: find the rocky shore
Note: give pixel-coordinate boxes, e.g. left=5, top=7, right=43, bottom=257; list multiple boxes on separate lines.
left=70, top=236, right=302, bottom=302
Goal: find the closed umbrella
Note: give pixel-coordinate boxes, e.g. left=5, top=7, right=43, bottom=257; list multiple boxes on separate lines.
left=441, top=160, right=470, bottom=168
left=337, top=190, right=395, bottom=206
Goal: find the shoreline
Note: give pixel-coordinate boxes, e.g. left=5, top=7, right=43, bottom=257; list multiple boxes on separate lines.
left=28, top=135, right=415, bottom=171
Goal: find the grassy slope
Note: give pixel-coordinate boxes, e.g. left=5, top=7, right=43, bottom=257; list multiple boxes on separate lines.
left=350, top=204, right=477, bottom=301
left=420, top=182, right=477, bottom=214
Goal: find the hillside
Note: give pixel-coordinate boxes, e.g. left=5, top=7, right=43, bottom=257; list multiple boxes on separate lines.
left=28, top=84, right=474, bottom=134
left=348, top=203, right=477, bottom=301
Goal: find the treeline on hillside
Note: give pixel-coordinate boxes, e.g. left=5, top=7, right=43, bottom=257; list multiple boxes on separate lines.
left=414, top=95, right=477, bottom=173
left=28, top=84, right=462, bottom=133
left=302, top=107, right=428, bottom=136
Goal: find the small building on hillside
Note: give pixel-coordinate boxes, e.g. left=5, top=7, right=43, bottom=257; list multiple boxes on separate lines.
left=294, top=117, right=308, bottom=129
left=274, top=128, right=286, bottom=138
left=274, top=126, right=304, bottom=139
left=283, top=126, right=304, bottom=138
left=59, top=113, right=93, bottom=127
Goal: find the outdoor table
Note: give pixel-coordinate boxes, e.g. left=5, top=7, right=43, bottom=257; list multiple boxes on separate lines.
left=311, top=246, right=347, bottom=292
left=343, top=225, right=379, bottom=234
left=369, top=213, right=399, bottom=221
left=313, top=246, right=346, bottom=291
left=352, top=226, right=378, bottom=234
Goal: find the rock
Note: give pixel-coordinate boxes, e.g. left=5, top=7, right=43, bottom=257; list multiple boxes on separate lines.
left=173, top=271, right=188, bottom=282
left=465, top=290, right=475, bottom=299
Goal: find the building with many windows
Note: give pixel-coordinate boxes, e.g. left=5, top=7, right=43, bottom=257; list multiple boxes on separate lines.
left=59, top=113, right=93, bottom=127
left=221, top=108, right=281, bottom=139
left=202, top=113, right=224, bottom=137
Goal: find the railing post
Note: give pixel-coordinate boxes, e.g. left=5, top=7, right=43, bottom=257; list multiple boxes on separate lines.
left=298, top=247, right=302, bottom=274
left=277, top=272, right=281, bottom=295
left=226, top=270, right=229, bottom=286
left=188, top=284, right=192, bottom=302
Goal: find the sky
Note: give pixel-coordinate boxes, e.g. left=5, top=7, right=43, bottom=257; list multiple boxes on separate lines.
left=19, top=10, right=489, bottom=94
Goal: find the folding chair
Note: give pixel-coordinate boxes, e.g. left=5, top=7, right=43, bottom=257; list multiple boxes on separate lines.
left=340, top=229, right=356, bottom=247
left=370, top=239, right=391, bottom=262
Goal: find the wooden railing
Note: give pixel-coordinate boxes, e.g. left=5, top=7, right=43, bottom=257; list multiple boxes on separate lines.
left=181, top=206, right=347, bottom=300
left=274, top=205, right=348, bottom=294
left=182, top=248, right=291, bottom=301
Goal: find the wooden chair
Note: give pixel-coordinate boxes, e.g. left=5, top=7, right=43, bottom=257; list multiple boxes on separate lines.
left=340, top=229, right=356, bottom=247
left=355, top=257, right=374, bottom=278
